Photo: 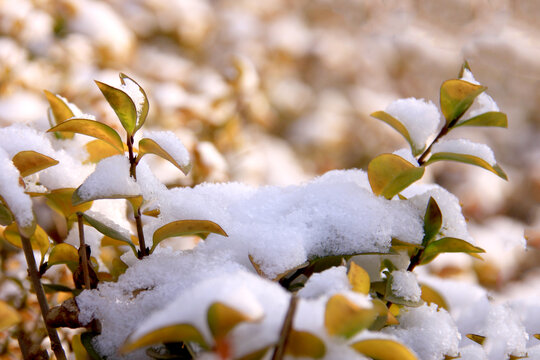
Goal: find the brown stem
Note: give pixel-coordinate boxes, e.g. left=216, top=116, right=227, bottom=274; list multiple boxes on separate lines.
left=77, top=213, right=91, bottom=289
left=134, top=211, right=147, bottom=258
left=20, top=233, right=66, bottom=360
left=271, top=294, right=298, bottom=360
left=417, top=126, right=449, bottom=165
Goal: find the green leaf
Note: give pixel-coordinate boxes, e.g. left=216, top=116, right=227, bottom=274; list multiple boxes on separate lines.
left=4, top=223, right=50, bottom=260
left=368, top=154, right=425, bottom=199
left=370, top=111, right=422, bottom=155
left=348, top=262, right=370, bottom=295
left=425, top=152, right=507, bottom=180
left=12, top=151, right=59, bottom=177
left=420, top=283, right=449, bottom=311
left=79, top=212, right=137, bottom=256
left=45, top=188, right=93, bottom=219
left=48, top=243, right=79, bottom=271
left=121, top=324, right=208, bottom=353
left=421, top=237, right=485, bottom=264
left=440, top=79, right=486, bottom=125
left=0, top=202, right=13, bottom=226
left=137, top=138, right=191, bottom=176
left=151, top=220, right=228, bottom=253
left=285, top=330, right=326, bottom=358
left=47, top=119, right=124, bottom=154
left=324, top=294, right=377, bottom=339
left=423, top=197, right=442, bottom=246
left=454, top=112, right=508, bottom=128
left=120, top=73, right=149, bottom=132
left=0, top=300, right=21, bottom=331
left=351, top=339, right=418, bottom=360
left=95, top=79, right=137, bottom=135
left=207, top=302, right=258, bottom=340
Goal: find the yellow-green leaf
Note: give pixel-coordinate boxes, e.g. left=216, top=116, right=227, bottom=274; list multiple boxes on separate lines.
left=425, top=152, right=507, bottom=180
left=285, top=330, right=326, bottom=359
left=121, top=324, right=208, bottom=353
left=95, top=80, right=137, bottom=135
left=369, top=298, right=391, bottom=331
left=84, top=139, right=122, bottom=163
left=421, top=237, right=485, bottom=265
left=455, top=112, right=508, bottom=128
left=420, top=283, right=449, bottom=311
left=12, top=151, right=59, bottom=178
left=466, top=334, right=486, bottom=345
left=48, top=119, right=124, bottom=154
left=351, top=339, right=418, bottom=360
left=368, top=154, right=425, bottom=199
left=151, top=220, right=228, bottom=252
left=44, top=90, right=75, bottom=139
left=440, top=79, right=486, bottom=125
left=370, top=111, right=422, bottom=155
left=348, top=262, right=370, bottom=295
left=324, top=294, right=377, bottom=339
left=120, top=73, right=148, bottom=132
left=534, top=334, right=540, bottom=341
left=79, top=212, right=136, bottom=255
left=137, top=138, right=191, bottom=176
left=3, top=223, right=50, bottom=259
left=48, top=243, right=79, bottom=270
left=423, top=197, right=442, bottom=246
left=71, top=333, right=89, bottom=360
left=45, top=188, right=93, bottom=219
left=207, top=302, right=257, bottom=340
left=0, top=300, right=21, bottom=331
left=142, top=208, right=160, bottom=217
left=0, top=202, right=13, bottom=226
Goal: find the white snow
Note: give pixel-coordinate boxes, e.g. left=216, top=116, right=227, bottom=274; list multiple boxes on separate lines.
left=298, top=266, right=351, bottom=299
left=460, top=69, right=500, bottom=122
left=121, top=76, right=146, bottom=119
left=390, top=270, right=421, bottom=303
left=385, top=98, right=441, bottom=152
left=431, top=139, right=497, bottom=166
left=142, top=131, right=190, bottom=170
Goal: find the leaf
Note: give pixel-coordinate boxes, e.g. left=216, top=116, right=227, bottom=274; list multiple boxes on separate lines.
left=368, top=154, right=425, bottom=199
left=421, top=237, right=485, bottom=265
left=48, top=119, right=124, bottom=154
left=459, top=60, right=471, bottom=78
left=324, top=294, right=377, bottom=339
left=369, top=298, right=393, bottom=331
left=72, top=333, right=89, bottom=360
left=12, top=151, right=59, bottom=177
left=142, top=208, right=160, bottom=217
left=466, top=334, right=486, bottom=345
left=440, top=79, right=486, bottom=125
left=84, top=139, right=122, bottom=163
left=0, top=300, right=21, bottom=331
left=79, top=212, right=136, bottom=255
left=351, top=339, right=418, bottom=360
left=137, top=138, right=191, bottom=176
left=454, top=112, right=508, bottom=128
left=534, top=334, right=540, bottom=341
left=285, top=330, right=326, bottom=358
left=391, top=238, right=422, bottom=257
left=120, top=73, right=149, bottom=132
left=370, top=111, right=422, bottom=155
left=152, top=220, right=228, bottom=253
left=0, top=202, right=13, bottom=226
left=42, top=283, right=76, bottom=294
left=95, top=80, right=137, bottom=135
left=423, top=197, right=442, bottom=246
left=121, top=324, right=208, bottom=353
left=420, top=283, right=449, bottom=311
left=348, top=262, right=370, bottom=295
left=44, top=90, right=75, bottom=139
left=81, top=332, right=106, bottom=360
left=207, top=302, right=257, bottom=340
left=48, top=243, right=79, bottom=272
left=45, top=188, right=93, bottom=219
left=3, top=223, right=50, bottom=259
left=425, top=152, right=507, bottom=180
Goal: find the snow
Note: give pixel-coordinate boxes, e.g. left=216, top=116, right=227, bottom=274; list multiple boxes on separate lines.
left=431, top=139, right=497, bottom=166
left=460, top=69, right=500, bottom=122
left=76, top=155, right=140, bottom=202
left=142, top=131, right=190, bottom=170
left=298, top=266, right=351, bottom=299
left=121, top=76, right=146, bottom=119
left=390, top=270, right=421, bottom=303
left=385, top=98, right=441, bottom=152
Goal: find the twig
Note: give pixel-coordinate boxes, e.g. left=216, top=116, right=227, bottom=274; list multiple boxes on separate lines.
left=20, top=232, right=66, bottom=360
left=77, top=213, right=91, bottom=289
left=271, top=294, right=298, bottom=360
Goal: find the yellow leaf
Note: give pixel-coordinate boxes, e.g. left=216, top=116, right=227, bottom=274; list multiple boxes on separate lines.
left=48, top=243, right=78, bottom=267
left=12, top=151, right=58, bottom=178
left=368, top=154, right=424, bottom=199
left=351, top=339, right=417, bottom=360
left=95, top=79, right=138, bottom=135
left=71, top=333, right=89, bottom=360
left=466, top=334, right=486, bottom=345
left=424, top=152, right=507, bottom=180
left=440, top=79, right=485, bottom=125
left=84, top=139, right=122, bottom=164
left=454, top=111, right=508, bottom=128
left=142, top=208, right=160, bottom=217
left=152, top=220, right=227, bottom=252
left=48, top=119, right=124, bottom=154
left=121, top=324, right=208, bottom=353
left=324, top=294, right=377, bottom=339
left=207, top=302, right=258, bottom=340
left=45, top=188, right=93, bottom=219
left=137, top=138, right=192, bottom=176
left=3, top=223, right=50, bottom=258
left=285, top=330, right=326, bottom=358
left=370, top=111, right=421, bottom=155
left=0, top=300, right=21, bottom=331
left=348, top=262, right=370, bottom=295
left=44, top=90, right=75, bottom=139
left=420, top=284, right=449, bottom=311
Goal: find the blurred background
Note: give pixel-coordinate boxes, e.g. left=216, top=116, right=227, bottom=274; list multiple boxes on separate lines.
left=0, top=0, right=539, bottom=314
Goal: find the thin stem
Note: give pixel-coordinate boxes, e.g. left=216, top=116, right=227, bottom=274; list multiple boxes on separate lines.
left=271, top=294, right=298, bottom=360
left=20, top=233, right=66, bottom=360
left=417, top=125, right=449, bottom=165
left=77, top=213, right=91, bottom=290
